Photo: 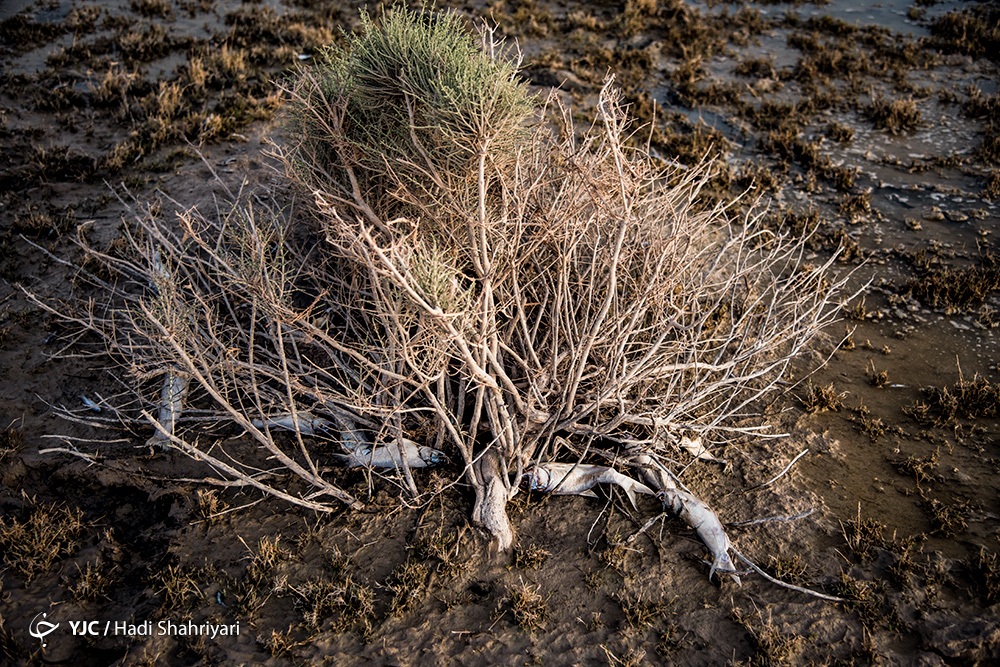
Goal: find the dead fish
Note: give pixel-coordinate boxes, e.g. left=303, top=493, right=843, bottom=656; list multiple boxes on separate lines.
left=251, top=411, right=333, bottom=436
left=678, top=433, right=727, bottom=465
left=662, top=487, right=740, bottom=584
left=632, top=454, right=740, bottom=584
left=333, top=438, right=445, bottom=469
left=146, top=373, right=189, bottom=449
left=80, top=395, right=102, bottom=412
left=524, top=462, right=655, bottom=510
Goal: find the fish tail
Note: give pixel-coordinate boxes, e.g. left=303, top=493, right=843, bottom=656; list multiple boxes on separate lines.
left=623, top=483, right=639, bottom=510
left=709, top=552, right=740, bottom=585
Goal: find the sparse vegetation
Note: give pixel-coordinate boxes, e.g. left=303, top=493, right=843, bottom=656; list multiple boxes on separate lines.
left=512, top=543, right=551, bottom=569
left=905, top=252, right=1000, bottom=313
left=71, top=560, right=115, bottom=602
left=890, top=449, right=939, bottom=484
left=2, top=1, right=997, bottom=664
left=614, top=589, right=672, bottom=630
left=295, top=575, right=376, bottom=635
left=866, top=95, right=921, bottom=134
left=842, top=506, right=887, bottom=561
left=923, top=496, right=972, bottom=537
left=733, top=607, right=803, bottom=666
left=386, top=559, right=430, bottom=615
left=0, top=499, right=86, bottom=581
left=502, top=580, right=548, bottom=632
left=801, top=381, right=844, bottom=413
left=917, top=374, right=1000, bottom=423
left=866, top=360, right=889, bottom=388
left=968, top=546, right=1000, bottom=605
left=0, top=426, right=23, bottom=460
left=155, top=563, right=206, bottom=610
left=853, top=403, right=886, bottom=440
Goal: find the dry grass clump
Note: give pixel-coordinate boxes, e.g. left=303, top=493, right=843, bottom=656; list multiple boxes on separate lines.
left=155, top=563, right=207, bottom=610
left=732, top=607, right=803, bottom=667
left=928, top=6, right=1000, bottom=61
left=800, top=381, right=844, bottom=413
left=925, top=375, right=999, bottom=420
left=71, top=560, right=117, bottom=603
left=386, top=559, right=430, bottom=615
left=614, top=588, right=672, bottom=630
left=923, top=497, right=972, bottom=537
left=905, top=251, right=1000, bottom=314
left=502, top=580, right=548, bottom=632
left=866, top=95, right=922, bottom=134
left=841, top=506, right=888, bottom=562
left=512, top=543, right=550, bottom=569
left=38, top=7, right=852, bottom=552
left=0, top=425, right=23, bottom=460
left=0, top=499, right=86, bottom=581
left=890, top=449, right=939, bottom=484
left=295, top=575, right=376, bottom=634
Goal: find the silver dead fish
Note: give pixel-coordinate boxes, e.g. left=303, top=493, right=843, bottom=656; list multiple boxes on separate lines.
left=251, top=410, right=334, bottom=436
left=333, top=438, right=445, bottom=469
left=633, top=454, right=740, bottom=584
left=146, top=373, right=189, bottom=449
left=524, top=462, right=655, bottom=510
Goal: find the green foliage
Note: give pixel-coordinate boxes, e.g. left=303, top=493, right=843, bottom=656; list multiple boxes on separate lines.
left=289, top=6, right=534, bottom=198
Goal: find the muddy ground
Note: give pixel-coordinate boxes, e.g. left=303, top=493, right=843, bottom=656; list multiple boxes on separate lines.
left=1, top=0, right=998, bottom=665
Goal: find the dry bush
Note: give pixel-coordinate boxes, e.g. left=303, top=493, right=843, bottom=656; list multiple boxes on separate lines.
left=34, top=7, right=853, bottom=552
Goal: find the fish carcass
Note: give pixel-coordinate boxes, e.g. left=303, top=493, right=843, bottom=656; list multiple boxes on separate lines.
left=632, top=454, right=740, bottom=584
left=524, top=462, right=655, bottom=510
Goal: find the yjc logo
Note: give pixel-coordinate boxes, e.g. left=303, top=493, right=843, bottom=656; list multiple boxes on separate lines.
left=29, top=612, right=60, bottom=647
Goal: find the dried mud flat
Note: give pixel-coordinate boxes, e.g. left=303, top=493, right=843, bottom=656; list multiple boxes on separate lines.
left=0, top=0, right=998, bottom=665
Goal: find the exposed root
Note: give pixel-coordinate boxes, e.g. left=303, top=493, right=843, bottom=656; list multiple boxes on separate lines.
left=472, top=451, right=514, bottom=551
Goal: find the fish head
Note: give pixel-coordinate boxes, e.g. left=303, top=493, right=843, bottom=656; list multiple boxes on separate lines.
left=523, top=466, right=550, bottom=491
left=418, top=446, right=446, bottom=466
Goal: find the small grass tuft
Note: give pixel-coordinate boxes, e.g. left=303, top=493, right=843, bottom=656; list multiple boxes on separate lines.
left=905, top=252, right=1000, bottom=314
left=70, top=560, right=116, bottom=603
left=853, top=403, right=886, bottom=440
left=156, top=563, right=206, bottom=610
left=257, top=625, right=305, bottom=657
left=296, top=575, right=376, bottom=635
left=386, top=559, right=430, bottom=615
left=614, top=589, right=672, bottom=630
left=765, top=554, right=808, bottom=585
left=512, top=543, right=550, bottom=569
left=841, top=506, right=887, bottom=561
left=839, top=191, right=872, bottom=222
left=195, top=489, right=229, bottom=522
left=923, top=496, right=971, bottom=537
left=0, top=426, right=23, bottom=460
left=890, top=449, right=939, bottom=484
left=800, top=381, right=844, bottom=413
left=866, top=360, right=889, bottom=388
left=918, top=374, right=1000, bottom=423
left=732, top=606, right=803, bottom=666
left=867, top=95, right=922, bottom=134
left=502, top=580, right=548, bottom=632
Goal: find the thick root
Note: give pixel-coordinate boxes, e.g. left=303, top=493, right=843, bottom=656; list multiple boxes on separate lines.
left=471, top=451, right=514, bottom=551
